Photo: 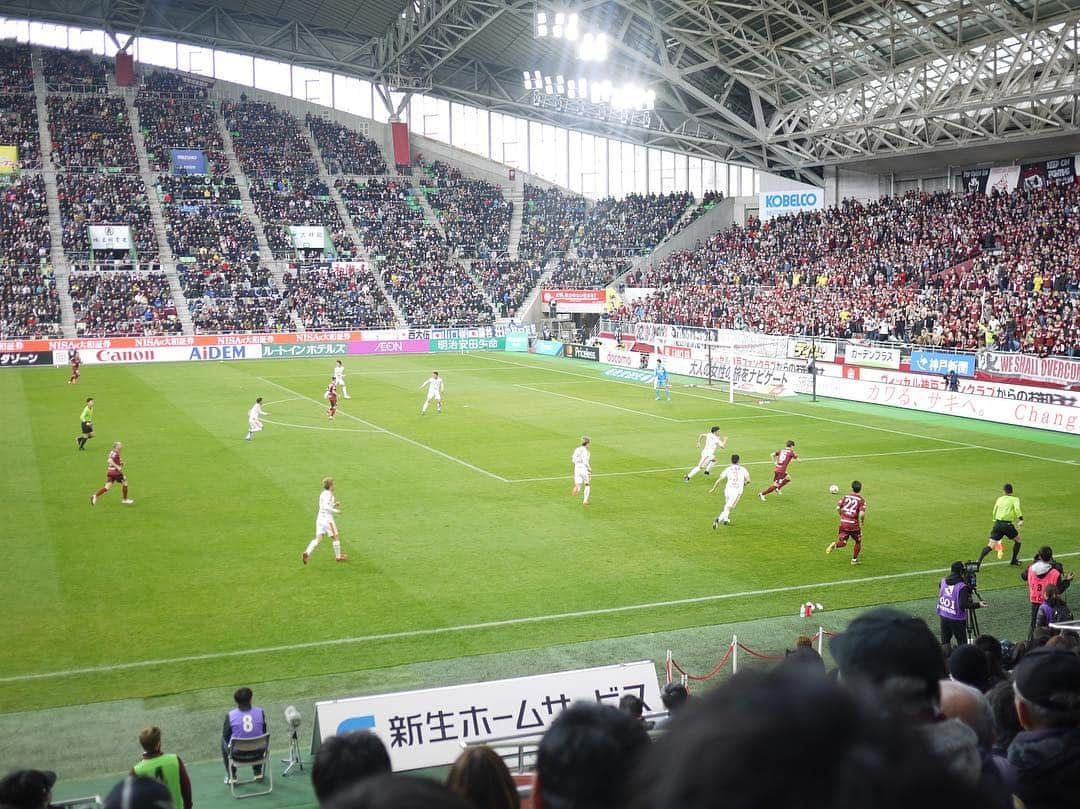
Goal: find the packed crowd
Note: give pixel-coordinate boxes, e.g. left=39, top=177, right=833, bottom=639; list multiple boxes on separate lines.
left=222, top=99, right=319, bottom=178
left=56, top=173, right=158, bottom=264
left=384, top=258, right=494, bottom=326
left=518, top=183, right=587, bottom=260
left=41, top=48, right=108, bottom=92
left=420, top=160, right=511, bottom=259
left=578, top=191, right=693, bottom=257
left=307, top=115, right=386, bottom=176
left=547, top=257, right=630, bottom=289
left=0, top=45, right=34, bottom=92
left=623, top=186, right=1080, bottom=355
left=135, top=71, right=227, bottom=175
left=248, top=178, right=352, bottom=258
left=47, top=95, right=137, bottom=170
left=0, top=267, right=60, bottom=337
left=182, top=264, right=289, bottom=334
left=69, top=271, right=180, bottom=335
left=158, top=174, right=241, bottom=204
left=0, top=94, right=41, bottom=169
left=335, top=177, right=425, bottom=256
left=282, top=262, right=396, bottom=329
left=473, top=258, right=542, bottom=318
left=0, top=175, right=50, bottom=268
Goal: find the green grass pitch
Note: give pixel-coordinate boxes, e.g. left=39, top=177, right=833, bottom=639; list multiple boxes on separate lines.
left=1, top=351, right=1078, bottom=713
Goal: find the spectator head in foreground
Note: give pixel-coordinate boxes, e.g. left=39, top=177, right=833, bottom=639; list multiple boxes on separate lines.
left=1012, top=647, right=1080, bottom=730
left=829, top=607, right=946, bottom=721
left=939, top=679, right=995, bottom=749
left=103, top=777, right=173, bottom=809
left=312, top=730, right=392, bottom=804
left=323, top=774, right=473, bottom=809
left=949, top=644, right=991, bottom=692
left=533, top=702, right=651, bottom=809
left=633, top=668, right=986, bottom=809
left=0, top=770, right=56, bottom=809
left=660, top=683, right=688, bottom=716
left=446, top=746, right=519, bottom=809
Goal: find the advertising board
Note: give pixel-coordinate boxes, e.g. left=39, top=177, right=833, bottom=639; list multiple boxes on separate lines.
left=759, top=188, right=824, bottom=220
left=87, top=225, right=132, bottom=251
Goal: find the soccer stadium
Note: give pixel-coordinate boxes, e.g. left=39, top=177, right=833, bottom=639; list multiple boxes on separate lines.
left=1, top=0, right=1079, bottom=806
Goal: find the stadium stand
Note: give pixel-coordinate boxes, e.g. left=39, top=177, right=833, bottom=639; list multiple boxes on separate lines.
left=473, top=258, right=542, bottom=318
left=41, top=48, right=108, bottom=92
left=0, top=174, right=50, bottom=268
left=282, top=263, right=395, bottom=329
left=56, top=173, right=158, bottom=266
left=623, top=186, right=1080, bottom=355
left=0, top=44, right=34, bottom=92
left=334, top=177, right=424, bottom=256
left=307, top=115, right=387, bottom=176
left=383, top=255, right=494, bottom=326
left=0, top=93, right=41, bottom=169
left=221, top=99, right=319, bottom=178
left=547, top=258, right=630, bottom=289
left=135, top=71, right=227, bottom=175
left=578, top=191, right=693, bottom=257
left=183, top=264, right=289, bottom=334
left=519, top=183, right=587, bottom=260
left=46, top=95, right=137, bottom=170
left=69, top=270, right=180, bottom=335
left=248, top=178, right=353, bottom=259
left=418, top=159, right=511, bottom=258
left=0, top=266, right=60, bottom=338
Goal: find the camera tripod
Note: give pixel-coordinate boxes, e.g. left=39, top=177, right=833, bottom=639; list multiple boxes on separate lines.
left=282, top=728, right=303, bottom=776
left=966, top=585, right=982, bottom=639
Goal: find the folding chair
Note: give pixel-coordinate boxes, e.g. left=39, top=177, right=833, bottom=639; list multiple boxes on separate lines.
left=228, top=733, right=273, bottom=798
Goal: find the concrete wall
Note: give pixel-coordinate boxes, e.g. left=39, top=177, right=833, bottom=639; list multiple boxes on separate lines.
left=823, top=166, right=883, bottom=205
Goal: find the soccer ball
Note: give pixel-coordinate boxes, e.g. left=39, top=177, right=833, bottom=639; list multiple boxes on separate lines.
left=829, top=484, right=840, bottom=494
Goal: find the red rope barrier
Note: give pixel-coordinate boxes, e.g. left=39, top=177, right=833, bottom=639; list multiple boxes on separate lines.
left=671, top=643, right=734, bottom=681
left=736, top=642, right=785, bottom=661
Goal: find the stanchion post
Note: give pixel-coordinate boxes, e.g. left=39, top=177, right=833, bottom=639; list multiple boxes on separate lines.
left=665, top=650, right=673, bottom=684
left=818, top=627, right=824, bottom=656
left=731, top=635, right=738, bottom=674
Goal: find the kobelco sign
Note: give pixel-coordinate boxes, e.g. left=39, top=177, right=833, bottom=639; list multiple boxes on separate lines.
left=760, top=189, right=824, bottom=220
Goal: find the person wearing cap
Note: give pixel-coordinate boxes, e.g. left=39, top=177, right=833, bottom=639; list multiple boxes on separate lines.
left=1007, top=647, right=1080, bottom=808
left=221, top=687, right=268, bottom=785
left=1021, top=545, right=1073, bottom=640
left=936, top=561, right=987, bottom=648
left=130, top=727, right=192, bottom=809
left=0, top=770, right=56, bottom=809
left=103, top=776, right=173, bottom=809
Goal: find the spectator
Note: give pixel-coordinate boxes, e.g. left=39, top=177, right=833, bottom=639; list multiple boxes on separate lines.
left=949, top=644, right=991, bottom=692
left=474, top=259, right=541, bottom=318
left=283, top=263, right=394, bottom=329
left=0, top=770, right=55, bottom=809
left=618, top=693, right=647, bottom=723
left=221, top=687, right=268, bottom=785
left=532, top=702, right=650, bottom=809
left=69, top=271, right=180, bottom=336
left=57, top=174, right=158, bottom=266
left=136, top=71, right=226, bottom=175
left=578, top=192, right=692, bottom=258
left=222, top=100, right=318, bottom=178
left=419, top=159, right=511, bottom=259
left=987, top=680, right=1022, bottom=757
left=1007, top=647, right=1080, bottom=809
left=520, top=184, right=586, bottom=260
left=973, top=634, right=1011, bottom=690
left=546, top=259, right=629, bottom=290
left=130, top=726, right=192, bottom=809
left=41, top=48, right=107, bottom=92
left=103, top=776, right=173, bottom=809
left=659, top=682, right=688, bottom=721
left=311, top=730, right=392, bottom=804
left=324, top=774, right=473, bottom=809
left=0, top=93, right=42, bottom=169
left=776, top=635, right=825, bottom=675
left=445, top=746, right=520, bottom=809
left=308, top=116, right=386, bottom=175
left=1034, top=584, right=1072, bottom=632
left=47, top=96, right=137, bottom=169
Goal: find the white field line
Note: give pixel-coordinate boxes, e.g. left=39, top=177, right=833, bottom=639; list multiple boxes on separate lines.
left=516, top=383, right=784, bottom=423
left=261, top=418, right=385, bottom=434
left=508, top=446, right=972, bottom=483
left=257, top=377, right=509, bottom=483
left=266, top=367, right=526, bottom=378
left=475, top=355, right=1080, bottom=468
left=5, top=552, right=1077, bottom=685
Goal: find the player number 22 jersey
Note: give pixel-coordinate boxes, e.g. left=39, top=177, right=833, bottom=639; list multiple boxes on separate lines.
left=838, top=494, right=866, bottom=527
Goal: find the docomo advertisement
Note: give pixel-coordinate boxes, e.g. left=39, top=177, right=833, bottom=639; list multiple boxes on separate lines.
left=814, top=375, right=1078, bottom=434
left=759, top=189, right=824, bottom=220
left=540, top=289, right=607, bottom=313
left=87, top=224, right=132, bottom=250
left=312, top=661, right=662, bottom=771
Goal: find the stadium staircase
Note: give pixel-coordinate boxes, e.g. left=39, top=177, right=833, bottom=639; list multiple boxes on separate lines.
left=507, top=185, right=524, bottom=259
left=620, top=198, right=732, bottom=283
left=123, top=90, right=194, bottom=335
left=216, top=115, right=276, bottom=272
left=415, top=191, right=447, bottom=239
left=31, top=48, right=76, bottom=337
left=459, top=258, right=500, bottom=318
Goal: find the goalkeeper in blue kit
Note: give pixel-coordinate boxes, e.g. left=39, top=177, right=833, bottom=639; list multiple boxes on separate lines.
left=654, top=360, right=672, bottom=401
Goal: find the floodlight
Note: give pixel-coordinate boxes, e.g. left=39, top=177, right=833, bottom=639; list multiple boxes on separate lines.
left=578, top=77, right=588, bottom=96
left=567, top=79, right=577, bottom=98
left=595, top=33, right=608, bottom=59
left=565, top=13, right=579, bottom=41
left=523, top=71, right=532, bottom=89
left=544, top=76, right=554, bottom=94
left=555, top=75, right=565, bottom=93
left=537, top=11, right=547, bottom=24
left=644, top=90, right=656, bottom=110
left=534, top=69, right=543, bottom=86
left=555, top=12, right=565, bottom=25
left=537, top=23, right=548, bottom=36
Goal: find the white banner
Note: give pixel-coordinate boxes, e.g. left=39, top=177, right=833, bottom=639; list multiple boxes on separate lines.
left=845, top=342, right=901, bottom=369
left=289, top=225, right=327, bottom=248
left=986, top=166, right=1020, bottom=195
left=815, top=375, right=1077, bottom=434
left=787, top=338, right=836, bottom=362
left=848, top=366, right=1080, bottom=408
left=312, top=661, right=662, bottom=771
left=759, top=188, right=824, bottom=220
left=76, top=344, right=262, bottom=365
left=599, top=346, right=645, bottom=368
left=980, top=351, right=1080, bottom=387
left=88, top=225, right=132, bottom=251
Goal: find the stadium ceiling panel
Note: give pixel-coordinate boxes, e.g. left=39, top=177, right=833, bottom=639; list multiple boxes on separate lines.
left=5, top=0, right=1080, bottom=176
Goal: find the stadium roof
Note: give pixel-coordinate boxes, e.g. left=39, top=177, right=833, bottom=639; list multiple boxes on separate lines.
left=5, top=0, right=1080, bottom=179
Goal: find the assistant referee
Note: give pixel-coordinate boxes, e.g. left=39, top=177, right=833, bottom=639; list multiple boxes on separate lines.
left=977, top=483, right=1023, bottom=567
left=76, top=397, right=94, bottom=451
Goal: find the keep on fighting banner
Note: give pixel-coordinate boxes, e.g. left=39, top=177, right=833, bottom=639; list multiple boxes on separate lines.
left=312, top=661, right=663, bottom=771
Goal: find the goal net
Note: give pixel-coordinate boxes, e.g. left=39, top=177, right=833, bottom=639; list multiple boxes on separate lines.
left=669, top=334, right=801, bottom=404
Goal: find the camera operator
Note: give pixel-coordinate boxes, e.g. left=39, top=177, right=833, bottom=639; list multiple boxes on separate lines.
left=937, top=561, right=987, bottom=648
left=1021, top=545, right=1074, bottom=639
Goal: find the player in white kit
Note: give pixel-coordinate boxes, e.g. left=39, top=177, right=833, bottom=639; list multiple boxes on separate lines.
left=710, top=454, right=751, bottom=527
left=571, top=436, right=591, bottom=506
left=245, top=397, right=268, bottom=441
left=333, top=360, right=350, bottom=399
left=303, top=477, right=347, bottom=563
left=420, top=371, right=444, bottom=414
left=684, top=426, right=727, bottom=481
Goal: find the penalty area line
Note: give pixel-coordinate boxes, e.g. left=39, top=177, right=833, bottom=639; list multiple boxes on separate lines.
left=256, top=377, right=510, bottom=483
left=261, top=418, right=385, bottom=433
left=5, top=552, right=1077, bottom=684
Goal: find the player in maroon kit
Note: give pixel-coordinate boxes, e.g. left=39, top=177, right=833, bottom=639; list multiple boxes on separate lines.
left=827, top=480, right=866, bottom=565
left=325, top=379, right=338, bottom=420
left=68, top=351, right=81, bottom=384
left=758, top=439, right=798, bottom=500
left=91, top=441, right=134, bottom=505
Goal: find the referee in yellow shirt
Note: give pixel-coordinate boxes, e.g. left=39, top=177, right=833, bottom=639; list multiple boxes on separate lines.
left=978, top=483, right=1023, bottom=567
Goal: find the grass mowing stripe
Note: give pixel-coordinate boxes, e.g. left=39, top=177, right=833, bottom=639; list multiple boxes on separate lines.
left=515, top=384, right=684, bottom=422
left=479, top=354, right=1078, bottom=467
left=508, top=446, right=973, bottom=482
left=256, top=376, right=511, bottom=482
left=5, top=551, right=1076, bottom=685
